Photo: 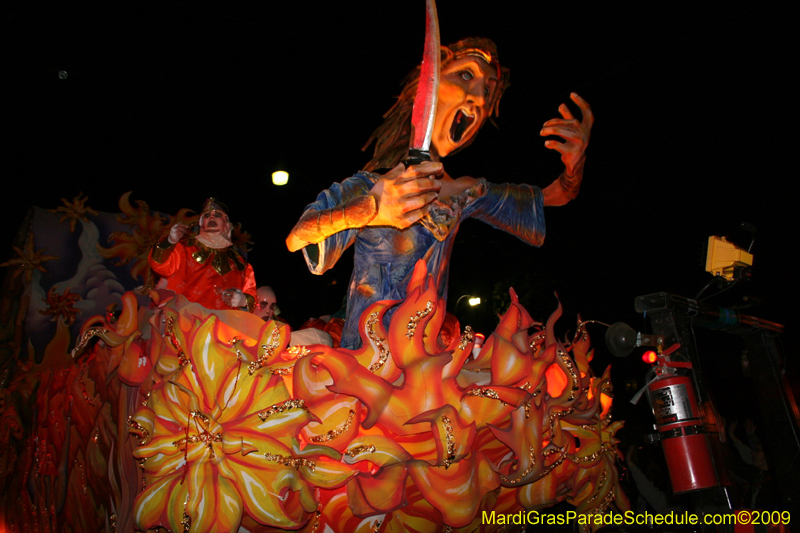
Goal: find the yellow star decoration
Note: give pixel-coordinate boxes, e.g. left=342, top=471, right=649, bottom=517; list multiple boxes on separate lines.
left=49, top=192, right=99, bottom=232
left=0, top=232, right=59, bottom=283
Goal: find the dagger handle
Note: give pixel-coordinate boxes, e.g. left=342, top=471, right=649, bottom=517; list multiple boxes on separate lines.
left=403, top=148, right=432, bottom=168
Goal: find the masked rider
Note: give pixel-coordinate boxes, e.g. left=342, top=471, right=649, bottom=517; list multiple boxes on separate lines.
left=150, top=198, right=256, bottom=311
left=286, top=38, right=593, bottom=349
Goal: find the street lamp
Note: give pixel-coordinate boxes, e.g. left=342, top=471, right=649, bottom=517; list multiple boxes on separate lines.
left=272, top=170, right=289, bottom=186
left=455, top=294, right=481, bottom=310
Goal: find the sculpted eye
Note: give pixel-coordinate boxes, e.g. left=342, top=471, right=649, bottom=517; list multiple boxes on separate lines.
left=459, top=71, right=474, bottom=81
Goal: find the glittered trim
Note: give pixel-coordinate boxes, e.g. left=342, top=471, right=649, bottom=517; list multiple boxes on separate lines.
left=309, top=409, right=355, bottom=443
left=366, top=312, right=390, bottom=372
left=406, top=301, right=434, bottom=339
left=264, top=452, right=316, bottom=473
left=257, top=399, right=307, bottom=421
left=248, top=327, right=281, bottom=375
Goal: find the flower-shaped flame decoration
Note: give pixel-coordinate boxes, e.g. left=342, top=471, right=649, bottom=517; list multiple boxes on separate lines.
left=128, top=309, right=356, bottom=532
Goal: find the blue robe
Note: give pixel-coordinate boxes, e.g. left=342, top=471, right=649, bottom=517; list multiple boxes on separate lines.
left=301, top=171, right=546, bottom=349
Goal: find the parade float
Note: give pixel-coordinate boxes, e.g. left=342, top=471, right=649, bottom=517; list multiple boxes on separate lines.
left=0, top=192, right=627, bottom=532
left=0, top=0, right=633, bottom=528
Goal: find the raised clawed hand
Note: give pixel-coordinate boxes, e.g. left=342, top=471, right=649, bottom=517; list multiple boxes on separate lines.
left=369, top=161, right=443, bottom=229
left=540, top=93, right=594, bottom=176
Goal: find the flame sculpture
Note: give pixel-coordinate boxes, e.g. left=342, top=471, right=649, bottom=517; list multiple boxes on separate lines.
left=120, top=261, right=627, bottom=532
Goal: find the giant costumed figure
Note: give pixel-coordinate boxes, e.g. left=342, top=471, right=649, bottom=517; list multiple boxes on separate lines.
left=149, top=198, right=257, bottom=312
left=286, top=31, right=592, bottom=349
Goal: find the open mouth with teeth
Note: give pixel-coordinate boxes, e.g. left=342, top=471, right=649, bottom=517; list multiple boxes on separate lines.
left=450, top=110, right=475, bottom=144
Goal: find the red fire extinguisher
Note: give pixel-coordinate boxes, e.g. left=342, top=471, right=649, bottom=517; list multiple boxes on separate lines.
left=645, top=344, right=718, bottom=493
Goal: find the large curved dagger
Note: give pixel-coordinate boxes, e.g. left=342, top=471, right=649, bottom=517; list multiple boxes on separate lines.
left=406, top=0, right=440, bottom=165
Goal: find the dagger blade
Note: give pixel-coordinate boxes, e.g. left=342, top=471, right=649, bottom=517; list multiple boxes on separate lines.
left=407, top=0, right=440, bottom=163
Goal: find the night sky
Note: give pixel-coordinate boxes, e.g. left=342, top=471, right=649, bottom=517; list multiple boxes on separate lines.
left=6, top=2, right=795, bottom=432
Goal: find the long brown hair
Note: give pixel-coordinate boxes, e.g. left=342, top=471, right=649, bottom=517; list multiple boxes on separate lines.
left=362, top=37, right=510, bottom=172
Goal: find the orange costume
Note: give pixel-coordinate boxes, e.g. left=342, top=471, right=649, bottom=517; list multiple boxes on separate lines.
left=149, top=197, right=256, bottom=312
left=149, top=238, right=256, bottom=311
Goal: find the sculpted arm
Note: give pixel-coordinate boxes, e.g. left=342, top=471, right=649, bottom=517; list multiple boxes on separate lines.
left=286, top=194, right=378, bottom=252
left=466, top=180, right=546, bottom=247
left=285, top=161, right=443, bottom=252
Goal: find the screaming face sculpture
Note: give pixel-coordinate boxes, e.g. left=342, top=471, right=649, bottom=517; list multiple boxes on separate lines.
left=432, top=55, right=499, bottom=158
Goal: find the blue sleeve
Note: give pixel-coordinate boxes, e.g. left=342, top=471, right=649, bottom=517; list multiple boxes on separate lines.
left=300, top=174, right=374, bottom=275
left=464, top=179, right=546, bottom=247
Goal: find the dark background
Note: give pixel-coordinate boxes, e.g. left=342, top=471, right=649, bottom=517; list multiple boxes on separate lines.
left=5, top=1, right=795, bottom=434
